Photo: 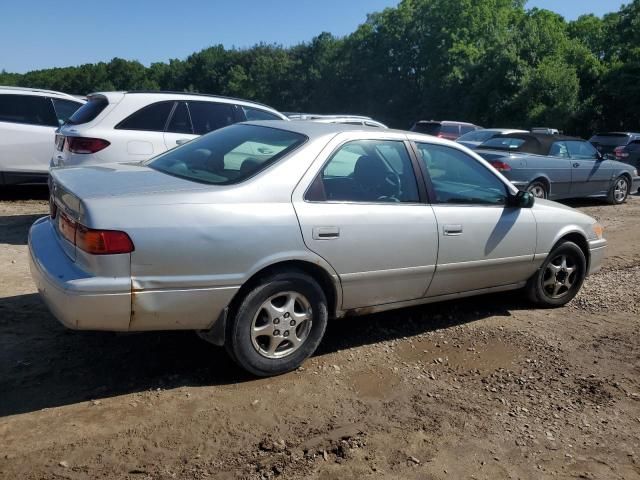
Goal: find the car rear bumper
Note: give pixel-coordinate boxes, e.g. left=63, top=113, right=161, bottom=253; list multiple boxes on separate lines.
left=587, top=238, right=607, bottom=275
left=28, top=217, right=132, bottom=331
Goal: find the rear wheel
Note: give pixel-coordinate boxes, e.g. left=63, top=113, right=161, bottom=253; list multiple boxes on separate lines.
left=527, top=180, right=548, bottom=199
left=526, top=241, right=586, bottom=307
left=226, top=271, right=328, bottom=376
left=607, top=175, right=629, bottom=205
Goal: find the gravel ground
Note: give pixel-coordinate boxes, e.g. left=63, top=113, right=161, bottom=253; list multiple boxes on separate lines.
left=0, top=187, right=639, bottom=480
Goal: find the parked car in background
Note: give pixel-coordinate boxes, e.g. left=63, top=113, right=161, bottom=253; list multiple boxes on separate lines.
left=531, top=127, right=560, bottom=135
left=589, top=132, right=640, bottom=158
left=51, top=91, right=287, bottom=168
left=0, top=86, right=84, bottom=185
left=285, top=113, right=387, bottom=128
left=475, top=132, right=639, bottom=204
left=31, top=121, right=606, bottom=376
left=457, top=128, right=527, bottom=149
left=614, top=139, right=640, bottom=172
left=410, top=120, right=482, bottom=140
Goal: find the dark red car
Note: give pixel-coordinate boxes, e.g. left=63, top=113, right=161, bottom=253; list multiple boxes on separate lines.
left=410, top=120, right=482, bottom=140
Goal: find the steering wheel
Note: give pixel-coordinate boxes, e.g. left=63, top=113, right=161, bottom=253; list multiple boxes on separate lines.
left=377, top=171, right=402, bottom=201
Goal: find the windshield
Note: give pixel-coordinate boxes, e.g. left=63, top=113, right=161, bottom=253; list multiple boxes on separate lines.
left=478, top=136, right=526, bottom=150
left=148, top=124, right=307, bottom=185
left=457, top=130, right=497, bottom=143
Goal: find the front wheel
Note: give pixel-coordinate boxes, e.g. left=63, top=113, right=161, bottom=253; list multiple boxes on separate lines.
left=226, top=271, right=328, bottom=377
left=526, top=241, right=586, bottom=307
left=607, top=176, right=629, bottom=205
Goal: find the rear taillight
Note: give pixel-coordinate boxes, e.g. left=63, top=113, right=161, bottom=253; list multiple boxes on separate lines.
left=76, top=226, right=134, bottom=255
left=614, top=146, right=629, bottom=158
left=56, top=211, right=133, bottom=254
left=66, top=137, right=110, bottom=154
left=490, top=160, right=512, bottom=172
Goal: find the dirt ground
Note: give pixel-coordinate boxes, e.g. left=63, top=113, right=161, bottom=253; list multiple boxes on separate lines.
left=1, top=187, right=639, bottom=480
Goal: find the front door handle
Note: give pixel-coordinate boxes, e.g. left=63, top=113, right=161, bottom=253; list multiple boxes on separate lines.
left=312, top=226, right=340, bottom=240
left=443, top=224, right=463, bottom=236
left=573, top=162, right=580, bottom=168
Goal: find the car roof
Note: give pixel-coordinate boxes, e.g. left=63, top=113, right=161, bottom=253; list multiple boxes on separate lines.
left=0, top=85, right=84, bottom=101
left=121, top=90, right=274, bottom=109
left=478, top=132, right=582, bottom=155
left=414, top=120, right=477, bottom=126
left=592, top=131, right=640, bottom=136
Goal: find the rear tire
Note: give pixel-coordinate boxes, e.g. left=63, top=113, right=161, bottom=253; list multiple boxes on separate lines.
left=526, top=180, right=548, bottom=199
left=226, top=270, right=328, bottom=377
left=607, top=175, right=629, bottom=205
left=526, top=241, right=586, bottom=307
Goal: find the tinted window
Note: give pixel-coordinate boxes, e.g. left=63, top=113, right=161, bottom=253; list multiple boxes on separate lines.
left=67, top=97, right=108, bottom=125
left=167, top=102, right=193, bottom=134
left=589, top=134, right=629, bottom=147
left=242, top=106, right=281, bottom=121
left=307, top=140, right=419, bottom=203
left=441, top=124, right=459, bottom=135
left=52, top=99, right=83, bottom=125
left=149, top=124, right=306, bottom=185
left=116, top=101, right=174, bottom=131
left=566, top=140, right=598, bottom=159
left=416, top=143, right=507, bottom=205
left=460, top=125, right=476, bottom=134
left=188, top=101, right=235, bottom=135
left=411, top=122, right=440, bottom=135
left=480, top=137, right=526, bottom=150
left=549, top=141, right=569, bottom=157
left=0, top=94, right=58, bottom=126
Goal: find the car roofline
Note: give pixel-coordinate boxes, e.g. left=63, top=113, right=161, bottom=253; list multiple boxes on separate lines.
left=117, top=90, right=275, bottom=109
left=0, top=85, right=84, bottom=101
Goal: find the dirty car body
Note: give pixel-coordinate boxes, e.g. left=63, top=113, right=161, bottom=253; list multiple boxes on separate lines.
left=30, top=121, right=607, bottom=375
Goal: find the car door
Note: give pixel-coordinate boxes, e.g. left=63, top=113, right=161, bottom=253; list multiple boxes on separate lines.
left=413, top=141, right=537, bottom=297
left=114, top=101, right=175, bottom=160
left=292, top=136, right=439, bottom=310
left=0, top=94, right=59, bottom=175
left=567, top=140, right=613, bottom=196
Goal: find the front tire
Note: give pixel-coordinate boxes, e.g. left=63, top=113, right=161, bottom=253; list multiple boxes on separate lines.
left=526, top=241, right=586, bottom=307
left=607, top=175, right=629, bottom=205
left=226, top=271, right=328, bottom=377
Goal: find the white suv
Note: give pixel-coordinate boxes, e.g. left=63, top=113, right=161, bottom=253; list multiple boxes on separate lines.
left=52, top=91, right=288, bottom=168
left=0, top=86, right=84, bottom=185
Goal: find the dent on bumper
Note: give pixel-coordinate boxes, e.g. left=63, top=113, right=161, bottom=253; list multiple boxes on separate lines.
left=588, top=238, right=607, bottom=275
left=29, top=217, right=132, bottom=331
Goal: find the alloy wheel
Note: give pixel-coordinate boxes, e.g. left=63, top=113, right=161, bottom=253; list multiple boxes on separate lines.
left=614, top=178, right=628, bottom=203
left=541, top=254, right=579, bottom=299
left=250, top=291, right=313, bottom=359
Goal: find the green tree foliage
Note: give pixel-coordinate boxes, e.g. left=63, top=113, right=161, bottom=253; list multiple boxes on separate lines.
left=1, top=0, right=638, bottom=134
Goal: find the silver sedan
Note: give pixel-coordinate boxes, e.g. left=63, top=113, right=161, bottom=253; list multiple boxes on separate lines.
left=29, top=121, right=607, bottom=376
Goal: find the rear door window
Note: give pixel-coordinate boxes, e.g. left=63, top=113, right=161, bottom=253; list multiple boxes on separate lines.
left=549, top=141, right=569, bottom=157
left=411, top=122, right=441, bottom=135
left=187, top=101, right=235, bottom=135
left=166, top=102, right=193, bottom=134
left=242, top=106, right=281, bottom=121
left=0, top=94, right=58, bottom=127
left=67, top=97, right=108, bottom=125
left=116, top=101, right=175, bottom=131
left=52, top=99, right=83, bottom=125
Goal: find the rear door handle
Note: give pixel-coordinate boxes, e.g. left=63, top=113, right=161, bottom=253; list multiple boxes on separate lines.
left=312, top=226, right=340, bottom=240
left=443, top=224, right=463, bottom=236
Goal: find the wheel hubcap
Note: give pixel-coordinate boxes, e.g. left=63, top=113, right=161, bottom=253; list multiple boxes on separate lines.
left=528, top=185, right=546, bottom=198
left=541, top=254, right=578, bottom=299
left=614, top=179, right=628, bottom=202
left=250, top=291, right=313, bottom=359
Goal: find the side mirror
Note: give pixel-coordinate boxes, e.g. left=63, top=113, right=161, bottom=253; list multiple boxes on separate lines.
left=509, top=190, right=535, bottom=208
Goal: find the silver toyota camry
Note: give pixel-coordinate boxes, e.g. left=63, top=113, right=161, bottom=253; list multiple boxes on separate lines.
left=29, top=121, right=607, bottom=376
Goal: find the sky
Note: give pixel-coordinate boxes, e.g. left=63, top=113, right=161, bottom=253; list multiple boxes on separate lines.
left=0, top=0, right=626, bottom=73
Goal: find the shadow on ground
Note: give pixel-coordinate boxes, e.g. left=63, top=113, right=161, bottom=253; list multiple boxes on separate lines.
left=0, top=289, right=530, bottom=418
left=0, top=185, right=49, bottom=201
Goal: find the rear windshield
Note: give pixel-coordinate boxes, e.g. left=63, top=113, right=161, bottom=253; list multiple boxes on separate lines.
left=148, top=124, right=306, bottom=185
left=66, top=97, right=108, bottom=125
left=589, top=134, right=629, bottom=147
left=479, top=137, right=526, bottom=150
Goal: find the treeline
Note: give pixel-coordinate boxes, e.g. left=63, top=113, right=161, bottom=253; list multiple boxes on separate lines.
left=2, top=0, right=639, bottom=136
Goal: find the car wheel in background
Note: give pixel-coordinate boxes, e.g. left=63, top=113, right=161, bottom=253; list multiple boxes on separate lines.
left=526, top=241, right=586, bottom=307
left=607, top=175, right=629, bottom=205
left=526, top=180, right=548, bottom=199
left=226, top=270, right=328, bottom=377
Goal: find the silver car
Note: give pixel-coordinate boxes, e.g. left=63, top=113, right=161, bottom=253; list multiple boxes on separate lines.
left=29, top=121, right=607, bottom=376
